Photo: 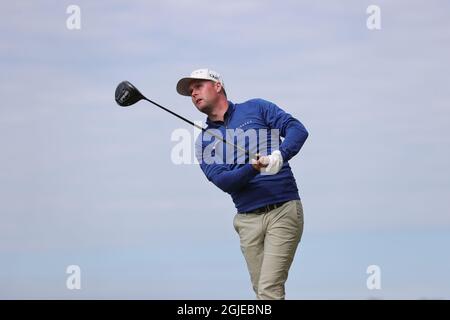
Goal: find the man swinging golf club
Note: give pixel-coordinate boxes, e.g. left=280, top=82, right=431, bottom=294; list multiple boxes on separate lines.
left=176, top=68, right=309, bottom=300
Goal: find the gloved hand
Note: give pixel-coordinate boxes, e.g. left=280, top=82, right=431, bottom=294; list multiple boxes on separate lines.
left=260, top=150, right=283, bottom=175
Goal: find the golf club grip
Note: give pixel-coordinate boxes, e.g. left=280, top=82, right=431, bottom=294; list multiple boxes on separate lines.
left=143, top=97, right=257, bottom=160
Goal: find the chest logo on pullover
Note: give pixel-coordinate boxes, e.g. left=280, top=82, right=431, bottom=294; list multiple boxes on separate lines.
left=237, top=120, right=253, bottom=129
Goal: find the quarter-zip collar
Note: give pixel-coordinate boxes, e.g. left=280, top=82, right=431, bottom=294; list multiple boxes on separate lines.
left=206, top=101, right=235, bottom=128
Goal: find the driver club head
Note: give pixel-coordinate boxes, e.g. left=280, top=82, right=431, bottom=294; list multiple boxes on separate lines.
left=115, top=81, right=146, bottom=107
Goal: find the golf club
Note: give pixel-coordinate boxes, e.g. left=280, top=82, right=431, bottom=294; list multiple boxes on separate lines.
left=115, top=81, right=259, bottom=160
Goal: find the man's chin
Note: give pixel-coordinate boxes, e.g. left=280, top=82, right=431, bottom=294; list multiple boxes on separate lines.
left=196, top=103, right=210, bottom=114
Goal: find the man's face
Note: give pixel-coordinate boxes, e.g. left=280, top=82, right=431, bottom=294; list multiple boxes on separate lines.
left=188, top=80, right=221, bottom=113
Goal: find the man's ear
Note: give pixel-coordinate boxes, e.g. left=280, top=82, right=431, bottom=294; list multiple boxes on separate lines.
left=214, top=82, right=221, bottom=93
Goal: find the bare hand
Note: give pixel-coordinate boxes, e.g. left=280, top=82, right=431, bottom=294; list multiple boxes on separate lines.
left=251, top=155, right=269, bottom=171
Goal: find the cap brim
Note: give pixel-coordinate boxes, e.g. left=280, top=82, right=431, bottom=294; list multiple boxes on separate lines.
left=176, top=77, right=196, bottom=96
left=176, top=77, right=225, bottom=97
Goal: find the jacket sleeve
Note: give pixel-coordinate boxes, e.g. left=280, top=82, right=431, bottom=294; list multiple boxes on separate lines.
left=260, top=99, right=309, bottom=161
left=195, top=133, right=259, bottom=194
left=199, top=162, right=259, bottom=194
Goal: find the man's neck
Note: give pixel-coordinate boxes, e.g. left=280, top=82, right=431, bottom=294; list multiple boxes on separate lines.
left=207, top=98, right=229, bottom=122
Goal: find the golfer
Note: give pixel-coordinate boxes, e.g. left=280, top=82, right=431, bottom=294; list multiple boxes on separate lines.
left=176, top=69, right=309, bottom=300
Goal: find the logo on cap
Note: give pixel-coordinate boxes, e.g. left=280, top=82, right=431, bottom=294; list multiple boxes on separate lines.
left=176, top=68, right=225, bottom=96
left=209, top=72, right=219, bottom=80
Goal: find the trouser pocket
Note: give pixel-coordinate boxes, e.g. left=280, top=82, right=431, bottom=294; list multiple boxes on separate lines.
left=233, top=213, right=239, bottom=233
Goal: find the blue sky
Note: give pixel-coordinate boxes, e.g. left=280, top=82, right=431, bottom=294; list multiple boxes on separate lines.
left=1, top=0, right=449, bottom=299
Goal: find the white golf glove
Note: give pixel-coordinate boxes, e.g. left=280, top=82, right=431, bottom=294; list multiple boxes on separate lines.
left=260, top=150, right=283, bottom=175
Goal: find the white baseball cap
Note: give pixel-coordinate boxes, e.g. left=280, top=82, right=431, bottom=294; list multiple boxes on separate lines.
left=176, top=68, right=225, bottom=96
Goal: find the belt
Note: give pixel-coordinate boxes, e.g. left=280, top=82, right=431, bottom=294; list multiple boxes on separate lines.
left=240, top=201, right=289, bottom=215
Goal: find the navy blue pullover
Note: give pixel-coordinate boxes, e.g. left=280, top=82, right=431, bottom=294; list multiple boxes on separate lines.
left=195, top=99, right=308, bottom=213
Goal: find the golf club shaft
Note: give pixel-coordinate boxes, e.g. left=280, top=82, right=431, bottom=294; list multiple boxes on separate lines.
left=143, top=97, right=257, bottom=159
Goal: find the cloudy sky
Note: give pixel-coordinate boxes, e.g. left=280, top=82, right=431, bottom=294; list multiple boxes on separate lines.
left=1, top=0, right=449, bottom=299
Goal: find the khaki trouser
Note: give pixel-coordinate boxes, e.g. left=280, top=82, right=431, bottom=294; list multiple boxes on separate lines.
left=233, top=200, right=304, bottom=300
